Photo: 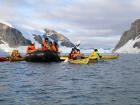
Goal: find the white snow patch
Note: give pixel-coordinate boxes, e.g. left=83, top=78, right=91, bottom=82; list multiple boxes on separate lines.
left=115, top=36, right=140, bottom=53
left=0, top=20, right=14, bottom=28
left=0, top=40, right=27, bottom=55
left=0, top=48, right=9, bottom=56
left=0, top=40, right=14, bottom=54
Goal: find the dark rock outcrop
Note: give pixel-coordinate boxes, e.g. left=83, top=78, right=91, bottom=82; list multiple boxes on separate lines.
left=44, top=29, right=75, bottom=47
left=133, top=41, right=140, bottom=48
left=114, top=19, right=140, bottom=51
left=0, top=23, right=31, bottom=47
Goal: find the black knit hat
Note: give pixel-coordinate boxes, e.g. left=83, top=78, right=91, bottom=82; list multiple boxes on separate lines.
left=94, top=49, right=98, bottom=51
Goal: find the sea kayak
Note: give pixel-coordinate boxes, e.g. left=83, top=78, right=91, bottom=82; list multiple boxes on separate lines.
left=60, top=54, right=119, bottom=61
left=25, top=50, right=60, bottom=62
left=69, top=58, right=89, bottom=64
left=9, top=57, right=25, bottom=62
left=101, top=55, right=119, bottom=60
left=0, top=57, right=9, bottom=62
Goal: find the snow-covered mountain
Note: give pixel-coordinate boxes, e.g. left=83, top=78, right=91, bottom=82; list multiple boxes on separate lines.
left=114, top=19, right=140, bottom=53
left=44, top=29, right=75, bottom=47
left=0, top=22, right=31, bottom=47
left=0, top=22, right=33, bottom=55
left=0, top=22, right=74, bottom=54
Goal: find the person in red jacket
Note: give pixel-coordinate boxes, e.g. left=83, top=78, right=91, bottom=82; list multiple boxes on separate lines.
left=26, top=43, right=36, bottom=54
left=50, top=41, right=59, bottom=52
left=42, top=38, right=51, bottom=51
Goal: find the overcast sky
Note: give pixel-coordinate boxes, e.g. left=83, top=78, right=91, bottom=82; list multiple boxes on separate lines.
left=0, top=0, right=140, bottom=48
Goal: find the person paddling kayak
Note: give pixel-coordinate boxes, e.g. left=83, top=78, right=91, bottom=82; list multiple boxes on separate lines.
left=89, top=49, right=102, bottom=60
left=9, top=50, right=25, bottom=62
left=68, top=47, right=84, bottom=60
left=11, top=50, right=21, bottom=58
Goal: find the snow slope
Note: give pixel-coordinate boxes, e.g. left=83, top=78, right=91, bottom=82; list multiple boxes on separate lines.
left=0, top=40, right=14, bottom=53
left=115, top=36, right=140, bottom=53
left=0, top=40, right=28, bottom=56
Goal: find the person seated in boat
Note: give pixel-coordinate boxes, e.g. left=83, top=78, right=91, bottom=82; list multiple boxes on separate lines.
left=69, top=48, right=84, bottom=60
left=11, top=50, right=22, bottom=59
left=69, top=49, right=76, bottom=60
left=96, top=49, right=102, bottom=58
left=75, top=49, right=84, bottom=59
left=42, top=38, right=51, bottom=51
left=89, top=49, right=102, bottom=60
left=50, top=41, right=59, bottom=52
left=26, top=43, right=36, bottom=54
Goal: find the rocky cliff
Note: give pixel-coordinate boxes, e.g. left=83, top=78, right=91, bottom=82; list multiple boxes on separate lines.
left=114, top=19, right=140, bottom=52
left=44, top=29, right=75, bottom=47
left=0, top=23, right=31, bottom=47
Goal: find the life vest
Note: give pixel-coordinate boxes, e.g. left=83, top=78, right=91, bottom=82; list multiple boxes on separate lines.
left=27, top=45, right=36, bottom=54
left=89, top=51, right=100, bottom=60
left=68, top=52, right=73, bottom=59
left=70, top=53, right=77, bottom=60
left=69, top=51, right=81, bottom=60
left=50, top=43, right=58, bottom=52
left=42, top=41, right=50, bottom=50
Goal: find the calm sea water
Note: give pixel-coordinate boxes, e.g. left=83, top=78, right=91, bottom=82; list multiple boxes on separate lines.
left=0, top=54, right=140, bottom=105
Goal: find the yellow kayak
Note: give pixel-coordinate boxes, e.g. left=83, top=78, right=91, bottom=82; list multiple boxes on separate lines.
left=9, top=57, right=25, bottom=62
left=60, top=55, right=119, bottom=61
left=69, top=58, right=89, bottom=64
left=101, top=55, right=119, bottom=60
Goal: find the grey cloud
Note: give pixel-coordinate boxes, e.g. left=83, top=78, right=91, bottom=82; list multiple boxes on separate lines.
left=28, top=0, right=140, bottom=34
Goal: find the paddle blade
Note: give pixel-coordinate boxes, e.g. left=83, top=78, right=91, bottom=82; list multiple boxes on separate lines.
left=64, top=58, right=69, bottom=63
left=76, top=40, right=80, bottom=47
